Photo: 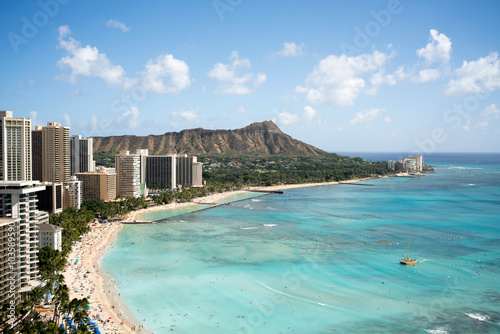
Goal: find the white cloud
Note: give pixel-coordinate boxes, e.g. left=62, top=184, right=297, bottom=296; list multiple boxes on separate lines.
left=56, top=25, right=126, bottom=86
left=169, top=107, right=199, bottom=127
left=29, top=110, right=37, bottom=121
left=275, top=42, right=305, bottom=57
left=19, top=78, right=38, bottom=89
left=231, top=106, right=246, bottom=114
left=275, top=106, right=319, bottom=126
left=29, top=111, right=43, bottom=128
left=303, top=105, right=318, bottom=122
left=56, top=25, right=191, bottom=95
left=462, top=118, right=471, bottom=131
left=90, top=107, right=141, bottom=134
left=254, top=72, right=267, bottom=86
left=91, top=115, right=98, bottom=130
left=58, top=25, right=70, bottom=38
left=474, top=121, right=488, bottom=131
left=367, top=67, right=407, bottom=95
left=276, top=111, right=300, bottom=126
left=412, top=68, right=441, bottom=83
left=62, top=112, right=71, bottom=127
left=207, top=51, right=266, bottom=94
left=445, top=52, right=500, bottom=95
left=106, top=19, right=130, bottom=33
left=140, top=54, right=191, bottom=94
left=118, top=107, right=141, bottom=128
left=383, top=116, right=392, bottom=123
left=295, top=50, right=392, bottom=106
left=350, top=108, right=386, bottom=125
left=481, top=104, right=500, bottom=119
left=417, top=29, right=452, bottom=65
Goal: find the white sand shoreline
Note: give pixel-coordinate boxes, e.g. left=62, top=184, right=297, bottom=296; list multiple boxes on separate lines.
left=64, top=177, right=381, bottom=333
left=64, top=222, right=150, bottom=333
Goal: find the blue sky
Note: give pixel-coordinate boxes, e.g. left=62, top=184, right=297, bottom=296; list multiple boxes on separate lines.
left=1, top=0, right=500, bottom=153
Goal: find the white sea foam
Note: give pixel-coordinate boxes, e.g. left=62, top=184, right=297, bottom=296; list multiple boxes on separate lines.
left=466, top=313, right=490, bottom=321
left=444, top=166, right=482, bottom=170
left=263, top=224, right=277, bottom=227
left=252, top=199, right=261, bottom=202
left=425, top=328, right=448, bottom=334
left=240, top=227, right=258, bottom=230
left=468, top=184, right=475, bottom=186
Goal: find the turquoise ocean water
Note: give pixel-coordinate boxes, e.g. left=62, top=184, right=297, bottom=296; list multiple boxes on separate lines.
left=101, top=153, right=500, bottom=333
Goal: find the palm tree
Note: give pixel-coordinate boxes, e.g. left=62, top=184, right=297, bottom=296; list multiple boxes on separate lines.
left=67, top=298, right=80, bottom=317
left=52, top=284, right=69, bottom=324
left=66, top=297, right=89, bottom=332
left=2, top=325, right=15, bottom=334
left=1, top=302, right=10, bottom=322
left=30, top=286, right=45, bottom=305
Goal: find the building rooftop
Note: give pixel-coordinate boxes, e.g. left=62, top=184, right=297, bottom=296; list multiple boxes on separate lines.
left=0, top=217, right=19, bottom=226
left=37, top=223, right=63, bottom=232
left=0, top=181, right=46, bottom=194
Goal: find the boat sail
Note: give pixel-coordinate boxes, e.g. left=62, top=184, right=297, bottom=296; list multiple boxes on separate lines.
left=400, top=241, right=418, bottom=265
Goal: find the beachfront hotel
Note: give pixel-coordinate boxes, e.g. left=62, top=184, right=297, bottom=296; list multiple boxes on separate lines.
left=0, top=111, right=32, bottom=182
left=37, top=182, right=64, bottom=215
left=75, top=167, right=117, bottom=202
left=146, top=155, right=177, bottom=190
left=0, top=181, right=49, bottom=299
left=115, top=150, right=144, bottom=198
left=177, top=155, right=203, bottom=188
left=42, top=122, right=70, bottom=183
left=64, top=176, right=82, bottom=210
left=70, top=135, right=95, bottom=175
left=37, top=223, right=63, bottom=252
left=31, top=126, right=43, bottom=181
left=388, top=155, right=423, bottom=173
left=146, top=154, right=203, bottom=191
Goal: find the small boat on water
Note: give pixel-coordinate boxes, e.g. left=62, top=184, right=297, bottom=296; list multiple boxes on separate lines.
left=400, top=241, right=418, bottom=265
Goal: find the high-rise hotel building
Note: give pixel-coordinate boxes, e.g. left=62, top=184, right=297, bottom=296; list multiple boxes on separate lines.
left=0, top=181, right=49, bottom=299
left=176, top=155, right=203, bottom=188
left=76, top=167, right=116, bottom=202
left=145, top=154, right=203, bottom=190
left=31, top=126, right=43, bottom=181
left=115, top=151, right=142, bottom=198
left=146, top=155, right=177, bottom=190
left=42, top=122, right=70, bottom=183
left=70, top=135, right=95, bottom=175
left=0, top=111, right=31, bottom=181
left=64, top=176, right=82, bottom=209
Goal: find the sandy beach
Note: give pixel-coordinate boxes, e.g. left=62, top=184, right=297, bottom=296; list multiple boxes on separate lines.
left=245, top=177, right=382, bottom=191
left=63, top=178, right=377, bottom=333
left=63, top=222, right=150, bottom=333
left=124, top=190, right=248, bottom=222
